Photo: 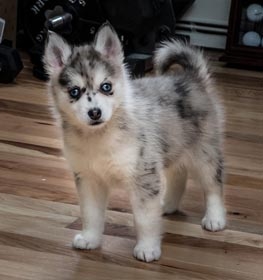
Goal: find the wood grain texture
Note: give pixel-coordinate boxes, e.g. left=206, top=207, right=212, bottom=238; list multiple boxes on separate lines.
left=0, top=53, right=262, bottom=280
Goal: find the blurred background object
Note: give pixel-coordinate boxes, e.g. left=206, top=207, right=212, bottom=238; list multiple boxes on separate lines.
left=0, top=0, right=23, bottom=83
left=16, top=0, right=195, bottom=79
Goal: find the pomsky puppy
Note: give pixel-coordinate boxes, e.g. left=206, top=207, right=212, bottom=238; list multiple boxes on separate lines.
left=43, top=23, right=226, bottom=262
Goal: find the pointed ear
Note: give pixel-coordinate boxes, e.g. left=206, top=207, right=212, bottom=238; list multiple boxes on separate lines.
left=43, top=32, right=72, bottom=75
left=94, top=23, right=123, bottom=62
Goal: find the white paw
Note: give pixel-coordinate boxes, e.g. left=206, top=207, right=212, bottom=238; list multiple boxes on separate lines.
left=133, top=241, right=161, bottom=262
left=202, top=211, right=226, bottom=232
left=73, top=232, right=102, bottom=250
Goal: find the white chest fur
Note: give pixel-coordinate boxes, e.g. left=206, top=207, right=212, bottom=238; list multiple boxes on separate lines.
left=63, top=127, right=138, bottom=188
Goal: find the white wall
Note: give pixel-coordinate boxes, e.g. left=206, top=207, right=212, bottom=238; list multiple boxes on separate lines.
left=181, top=0, right=231, bottom=26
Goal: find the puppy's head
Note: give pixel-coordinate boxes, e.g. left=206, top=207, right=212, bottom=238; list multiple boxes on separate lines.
left=43, top=23, right=126, bottom=128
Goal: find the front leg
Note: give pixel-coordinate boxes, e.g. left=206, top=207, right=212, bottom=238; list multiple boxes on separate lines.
left=132, top=162, right=164, bottom=262
left=73, top=173, right=109, bottom=250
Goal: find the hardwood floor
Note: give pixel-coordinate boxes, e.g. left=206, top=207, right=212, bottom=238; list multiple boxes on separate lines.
left=0, top=53, right=262, bottom=280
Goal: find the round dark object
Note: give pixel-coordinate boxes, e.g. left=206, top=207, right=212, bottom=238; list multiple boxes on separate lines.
left=22, top=0, right=104, bottom=45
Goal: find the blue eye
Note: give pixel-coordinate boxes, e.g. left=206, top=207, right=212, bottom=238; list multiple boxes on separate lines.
left=69, top=87, right=81, bottom=99
left=100, top=82, right=112, bottom=94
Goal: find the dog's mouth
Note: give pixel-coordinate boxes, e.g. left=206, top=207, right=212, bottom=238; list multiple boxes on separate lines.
left=90, top=121, right=104, bottom=126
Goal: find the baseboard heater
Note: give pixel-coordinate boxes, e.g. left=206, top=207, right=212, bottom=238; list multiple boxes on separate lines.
left=175, top=20, right=228, bottom=49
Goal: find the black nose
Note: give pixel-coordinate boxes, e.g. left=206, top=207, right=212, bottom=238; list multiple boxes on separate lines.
left=88, top=108, right=102, bottom=120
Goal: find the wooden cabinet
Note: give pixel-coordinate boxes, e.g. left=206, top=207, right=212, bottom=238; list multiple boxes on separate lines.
left=221, top=0, right=263, bottom=67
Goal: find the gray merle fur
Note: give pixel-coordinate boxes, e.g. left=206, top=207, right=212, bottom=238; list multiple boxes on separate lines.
left=216, top=157, right=224, bottom=185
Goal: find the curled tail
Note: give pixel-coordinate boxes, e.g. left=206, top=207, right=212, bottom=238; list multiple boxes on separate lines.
left=154, top=40, right=210, bottom=85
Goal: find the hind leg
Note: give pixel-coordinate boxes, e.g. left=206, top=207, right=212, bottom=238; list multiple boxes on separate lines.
left=194, top=151, right=226, bottom=231
left=163, top=164, right=187, bottom=215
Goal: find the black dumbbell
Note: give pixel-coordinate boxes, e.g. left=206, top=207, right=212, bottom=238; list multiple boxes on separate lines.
left=0, top=45, right=23, bottom=83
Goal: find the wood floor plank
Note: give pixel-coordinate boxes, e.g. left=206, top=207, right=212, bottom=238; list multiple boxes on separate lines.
left=0, top=275, right=24, bottom=280
left=0, top=245, right=226, bottom=280
left=0, top=227, right=261, bottom=280
left=0, top=194, right=262, bottom=252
